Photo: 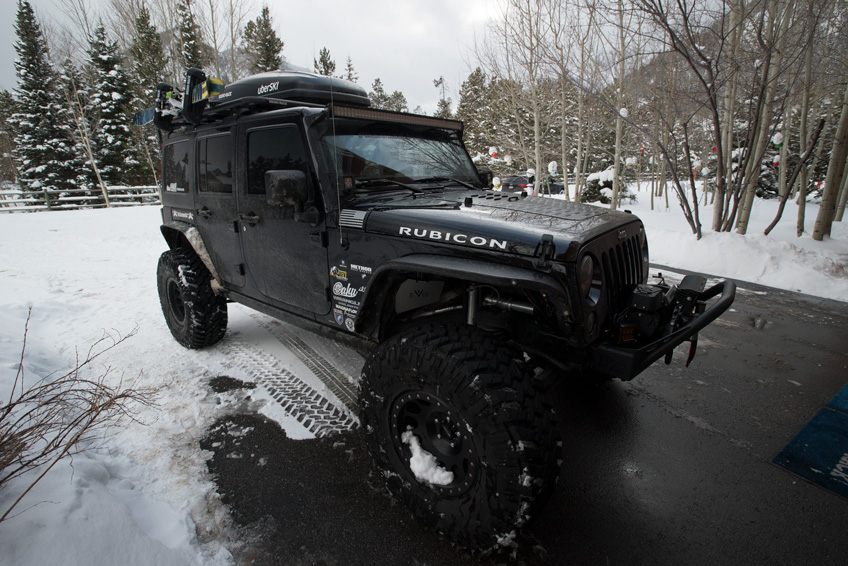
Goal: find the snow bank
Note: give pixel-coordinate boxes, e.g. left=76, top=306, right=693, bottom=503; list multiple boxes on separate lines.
left=0, top=207, right=239, bottom=565
left=553, top=182, right=848, bottom=301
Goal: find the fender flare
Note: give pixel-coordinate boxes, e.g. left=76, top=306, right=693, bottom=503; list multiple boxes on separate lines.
left=160, top=222, right=223, bottom=292
left=356, top=254, right=571, bottom=339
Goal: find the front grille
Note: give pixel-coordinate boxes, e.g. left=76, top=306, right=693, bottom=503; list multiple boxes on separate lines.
left=601, top=235, right=644, bottom=313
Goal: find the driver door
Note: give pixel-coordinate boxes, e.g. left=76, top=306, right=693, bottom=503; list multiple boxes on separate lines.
left=237, top=122, right=330, bottom=314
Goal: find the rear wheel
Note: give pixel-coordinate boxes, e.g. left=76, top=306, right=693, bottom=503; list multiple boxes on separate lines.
left=157, top=249, right=227, bottom=348
left=358, top=324, right=561, bottom=549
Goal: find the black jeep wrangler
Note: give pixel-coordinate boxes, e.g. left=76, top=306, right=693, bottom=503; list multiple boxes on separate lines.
left=153, top=69, right=735, bottom=548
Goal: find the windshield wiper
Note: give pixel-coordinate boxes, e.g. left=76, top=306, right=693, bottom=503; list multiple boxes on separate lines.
left=410, top=176, right=476, bottom=190
left=355, top=178, right=424, bottom=194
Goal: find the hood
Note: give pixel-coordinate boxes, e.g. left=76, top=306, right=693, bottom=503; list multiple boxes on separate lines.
left=348, top=192, right=640, bottom=262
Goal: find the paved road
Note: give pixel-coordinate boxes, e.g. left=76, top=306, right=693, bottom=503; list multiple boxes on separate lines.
left=202, top=280, right=848, bottom=565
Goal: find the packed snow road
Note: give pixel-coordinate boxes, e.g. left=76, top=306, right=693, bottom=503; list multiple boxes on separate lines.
left=0, top=206, right=846, bottom=565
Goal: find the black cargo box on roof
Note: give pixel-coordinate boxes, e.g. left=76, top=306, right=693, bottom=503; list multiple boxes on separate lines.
left=213, top=71, right=370, bottom=108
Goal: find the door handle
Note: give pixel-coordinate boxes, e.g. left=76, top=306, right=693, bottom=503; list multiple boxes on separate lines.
left=239, top=213, right=260, bottom=226
left=198, top=207, right=211, bottom=218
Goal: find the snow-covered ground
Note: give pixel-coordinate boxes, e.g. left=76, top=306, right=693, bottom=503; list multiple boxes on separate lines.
left=0, top=190, right=845, bottom=565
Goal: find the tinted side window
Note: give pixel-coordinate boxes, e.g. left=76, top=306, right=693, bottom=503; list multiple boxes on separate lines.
left=163, top=140, right=190, bottom=193
left=247, top=126, right=310, bottom=195
left=198, top=135, right=233, bottom=193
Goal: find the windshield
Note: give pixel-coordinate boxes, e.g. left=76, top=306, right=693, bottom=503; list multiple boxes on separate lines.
left=320, top=120, right=479, bottom=195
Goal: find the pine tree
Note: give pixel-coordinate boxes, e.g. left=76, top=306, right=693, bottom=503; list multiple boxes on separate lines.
left=456, top=68, right=493, bottom=159
left=343, top=57, right=358, bottom=82
left=129, top=3, right=168, bottom=185
left=87, top=23, right=137, bottom=189
left=433, top=76, right=452, bottom=119
left=243, top=6, right=283, bottom=74
left=313, top=47, right=336, bottom=76
left=10, top=0, right=77, bottom=194
left=434, top=98, right=452, bottom=119
left=0, top=90, right=19, bottom=184
left=369, top=79, right=407, bottom=112
left=369, top=78, right=389, bottom=109
left=177, top=0, right=204, bottom=70
left=56, top=61, right=96, bottom=194
left=386, top=91, right=408, bottom=113
left=131, top=4, right=169, bottom=101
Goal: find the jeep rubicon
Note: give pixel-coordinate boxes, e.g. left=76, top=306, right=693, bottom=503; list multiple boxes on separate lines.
left=151, top=69, right=735, bottom=548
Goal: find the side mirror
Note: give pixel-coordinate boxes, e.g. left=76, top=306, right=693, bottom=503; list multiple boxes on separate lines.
left=266, top=170, right=308, bottom=207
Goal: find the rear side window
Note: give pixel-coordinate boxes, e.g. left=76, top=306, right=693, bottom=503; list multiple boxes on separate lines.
left=247, top=126, right=310, bottom=195
left=163, top=140, right=190, bottom=193
left=198, top=135, right=233, bottom=193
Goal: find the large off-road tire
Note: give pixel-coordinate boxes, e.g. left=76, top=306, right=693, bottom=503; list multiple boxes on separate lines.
left=358, top=324, right=562, bottom=549
left=157, top=248, right=228, bottom=348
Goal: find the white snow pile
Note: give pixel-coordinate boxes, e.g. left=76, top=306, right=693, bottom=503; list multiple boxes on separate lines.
left=554, top=182, right=848, bottom=301
left=401, top=430, right=454, bottom=486
left=0, top=207, right=316, bottom=565
left=587, top=167, right=615, bottom=185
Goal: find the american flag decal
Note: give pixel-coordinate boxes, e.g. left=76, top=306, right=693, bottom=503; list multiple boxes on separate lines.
left=339, top=209, right=367, bottom=230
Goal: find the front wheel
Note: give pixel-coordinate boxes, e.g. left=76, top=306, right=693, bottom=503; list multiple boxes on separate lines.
left=358, top=324, right=561, bottom=549
left=157, top=248, right=227, bottom=348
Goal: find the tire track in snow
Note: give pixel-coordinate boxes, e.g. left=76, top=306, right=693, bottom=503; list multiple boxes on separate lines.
left=220, top=340, right=358, bottom=437
left=249, top=315, right=359, bottom=414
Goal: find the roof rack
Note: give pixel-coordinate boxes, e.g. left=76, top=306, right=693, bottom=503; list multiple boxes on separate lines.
left=145, top=69, right=372, bottom=132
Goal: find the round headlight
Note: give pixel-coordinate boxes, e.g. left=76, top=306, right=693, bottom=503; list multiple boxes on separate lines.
left=579, top=255, right=594, bottom=298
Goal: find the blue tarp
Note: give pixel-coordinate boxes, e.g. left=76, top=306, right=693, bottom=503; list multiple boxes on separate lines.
left=773, top=384, right=848, bottom=500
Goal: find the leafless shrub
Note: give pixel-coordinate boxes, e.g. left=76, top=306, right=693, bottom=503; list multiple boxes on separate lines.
left=0, top=308, right=156, bottom=523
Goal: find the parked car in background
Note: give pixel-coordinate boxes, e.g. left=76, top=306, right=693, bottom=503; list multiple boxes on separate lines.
left=501, top=175, right=529, bottom=191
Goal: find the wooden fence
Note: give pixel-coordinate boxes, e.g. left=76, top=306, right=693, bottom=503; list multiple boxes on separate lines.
left=0, top=185, right=161, bottom=212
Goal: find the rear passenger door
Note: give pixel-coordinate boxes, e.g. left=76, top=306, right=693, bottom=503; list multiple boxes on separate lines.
left=194, top=129, right=246, bottom=287
left=237, top=122, right=330, bottom=314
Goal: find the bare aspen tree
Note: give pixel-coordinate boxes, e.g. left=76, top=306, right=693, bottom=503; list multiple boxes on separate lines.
left=63, top=74, right=110, bottom=207
left=498, top=0, right=547, bottom=194
left=544, top=0, right=577, bottom=200
left=834, top=158, right=848, bottom=221
left=736, top=0, right=794, bottom=235
left=203, top=0, right=224, bottom=78
left=719, top=0, right=745, bottom=231
left=812, top=78, right=848, bottom=239
left=574, top=2, right=599, bottom=200
left=610, top=0, right=627, bottom=210
left=635, top=0, right=733, bottom=234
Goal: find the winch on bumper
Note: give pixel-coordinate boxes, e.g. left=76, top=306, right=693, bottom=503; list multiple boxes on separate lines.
left=592, top=275, right=736, bottom=381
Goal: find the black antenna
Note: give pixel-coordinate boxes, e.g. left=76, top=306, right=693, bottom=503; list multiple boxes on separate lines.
left=328, top=78, right=344, bottom=246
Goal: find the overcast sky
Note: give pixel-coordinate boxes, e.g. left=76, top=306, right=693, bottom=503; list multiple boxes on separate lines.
left=1, top=0, right=500, bottom=114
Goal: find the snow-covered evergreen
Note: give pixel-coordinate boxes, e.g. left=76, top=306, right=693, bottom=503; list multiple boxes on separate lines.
left=0, top=90, right=18, bottom=184
left=129, top=4, right=169, bottom=185
left=177, top=0, right=205, bottom=71
left=11, top=0, right=77, bottom=194
left=456, top=68, right=493, bottom=159
left=86, top=23, right=137, bottom=187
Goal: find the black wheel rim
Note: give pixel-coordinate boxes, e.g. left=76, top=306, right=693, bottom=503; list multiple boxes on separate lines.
left=167, top=279, right=186, bottom=323
left=389, top=390, right=479, bottom=496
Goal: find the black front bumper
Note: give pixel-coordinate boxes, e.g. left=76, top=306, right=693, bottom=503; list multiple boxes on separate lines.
left=592, top=280, right=736, bottom=381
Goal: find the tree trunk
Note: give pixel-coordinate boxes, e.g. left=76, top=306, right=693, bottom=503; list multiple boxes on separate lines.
left=834, top=157, right=848, bottom=221
left=812, top=79, right=848, bottom=240
left=736, top=0, right=790, bottom=234
left=765, top=118, right=825, bottom=235
left=717, top=0, right=744, bottom=231
left=610, top=0, right=626, bottom=211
